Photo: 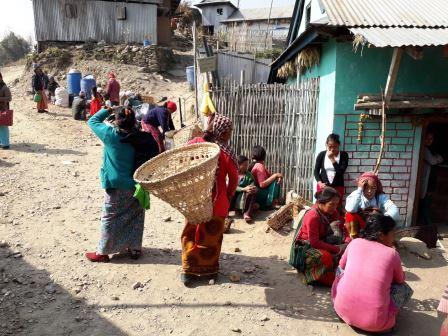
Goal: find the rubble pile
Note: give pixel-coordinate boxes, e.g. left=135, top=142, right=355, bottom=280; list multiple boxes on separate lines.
left=112, top=45, right=174, bottom=72
left=26, top=43, right=175, bottom=74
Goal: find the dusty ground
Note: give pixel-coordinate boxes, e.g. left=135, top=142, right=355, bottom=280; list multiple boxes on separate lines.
left=0, top=64, right=447, bottom=336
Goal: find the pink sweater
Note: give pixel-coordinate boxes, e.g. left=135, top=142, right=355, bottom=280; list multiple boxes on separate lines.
left=332, top=239, right=405, bottom=332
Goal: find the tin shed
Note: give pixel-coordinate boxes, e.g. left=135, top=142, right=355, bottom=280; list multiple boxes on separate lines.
left=32, top=0, right=164, bottom=44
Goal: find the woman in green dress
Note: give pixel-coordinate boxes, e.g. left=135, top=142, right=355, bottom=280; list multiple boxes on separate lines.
left=250, top=146, right=282, bottom=210
left=230, top=155, right=258, bottom=222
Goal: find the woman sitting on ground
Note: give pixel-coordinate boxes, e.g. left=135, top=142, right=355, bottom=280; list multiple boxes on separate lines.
left=345, top=172, right=399, bottom=242
left=85, top=106, right=146, bottom=262
left=181, top=113, right=238, bottom=286
left=89, top=86, right=104, bottom=117
left=294, top=187, right=346, bottom=286
left=230, top=155, right=258, bottom=223
left=250, top=145, right=282, bottom=210
left=332, top=213, right=413, bottom=334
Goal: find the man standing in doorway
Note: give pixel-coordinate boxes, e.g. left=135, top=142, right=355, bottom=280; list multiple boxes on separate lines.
left=419, top=132, right=444, bottom=226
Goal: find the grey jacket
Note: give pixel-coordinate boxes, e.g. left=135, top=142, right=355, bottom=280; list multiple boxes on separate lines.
left=0, top=81, right=12, bottom=111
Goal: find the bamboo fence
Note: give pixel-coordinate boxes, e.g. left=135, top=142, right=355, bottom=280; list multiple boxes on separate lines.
left=212, top=78, right=320, bottom=201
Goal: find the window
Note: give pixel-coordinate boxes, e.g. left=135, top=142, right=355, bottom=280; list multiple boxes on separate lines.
left=217, top=8, right=223, bottom=15
left=305, top=4, right=311, bottom=27
left=116, top=7, right=127, bottom=20
left=65, top=3, right=77, bottom=19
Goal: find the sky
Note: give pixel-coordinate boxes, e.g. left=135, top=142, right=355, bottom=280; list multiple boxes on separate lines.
left=0, top=0, right=295, bottom=41
left=0, top=0, right=35, bottom=40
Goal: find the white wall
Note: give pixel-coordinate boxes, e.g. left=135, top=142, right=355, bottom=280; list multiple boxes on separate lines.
left=297, top=0, right=327, bottom=37
left=201, top=5, right=236, bottom=31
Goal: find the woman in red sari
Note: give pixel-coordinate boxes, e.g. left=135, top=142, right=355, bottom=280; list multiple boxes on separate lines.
left=181, top=113, right=238, bottom=286
left=294, top=187, right=346, bottom=286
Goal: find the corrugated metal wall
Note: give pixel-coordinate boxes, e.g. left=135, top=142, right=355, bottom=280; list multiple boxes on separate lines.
left=217, top=51, right=271, bottom=84
left=33, top=0, right=157, bottom=43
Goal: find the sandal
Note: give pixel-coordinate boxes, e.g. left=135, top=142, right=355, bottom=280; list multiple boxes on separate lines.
left=243, top=214, right=253, bottom=223
left=224, top=218, right=234, bottom=233
left=129, top=249, right=142, bottom=260
left=180, top=273, right=197, bottom=287
left=85, top=252, right=110, bottom=263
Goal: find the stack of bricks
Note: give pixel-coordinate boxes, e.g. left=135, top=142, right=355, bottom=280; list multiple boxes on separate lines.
left=342, top=115, right=416, bottom=220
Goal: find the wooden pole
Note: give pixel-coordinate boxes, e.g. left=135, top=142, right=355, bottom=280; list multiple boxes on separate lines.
left=374, top=48, right=403, bottom=175
left=264, top=0, right=274, bottom=49
left=178, top=97, right=184, bottom=128
left=193, top=21, right=199, bottom=119
left=240, top=70, right=245, bottom=85
left=384, top=48, right=403, bottom=104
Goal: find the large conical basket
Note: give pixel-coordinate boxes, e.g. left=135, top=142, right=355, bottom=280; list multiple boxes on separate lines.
left=134, top=143, right=220, bottom=224
left=173, top=123, right=203, bottom=148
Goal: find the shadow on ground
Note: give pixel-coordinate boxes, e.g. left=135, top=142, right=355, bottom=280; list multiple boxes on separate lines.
left=0, top=245, right=126, bottom=336
left=109, top=246, right=444, bottom=334
left=11, top=142, right=86, bottom=156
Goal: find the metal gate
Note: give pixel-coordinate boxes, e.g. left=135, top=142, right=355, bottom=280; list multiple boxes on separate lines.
left=212, top=78, right=320, bottom=201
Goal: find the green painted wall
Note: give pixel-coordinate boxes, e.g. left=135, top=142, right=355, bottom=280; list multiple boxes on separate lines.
left=298, top=40, right=338, bottom=154
left=335, top=44, right=448, bottom=115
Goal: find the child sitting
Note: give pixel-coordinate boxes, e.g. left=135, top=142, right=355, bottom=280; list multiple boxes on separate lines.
left=89, top=86, right=104, bottom=117
left=250, top=146, right=282, bottom=210
left=47, top=76, right=59, bottom=103
left=344, top=172, right=400, bottom=242
left=230, top=155, right=258, bottom=223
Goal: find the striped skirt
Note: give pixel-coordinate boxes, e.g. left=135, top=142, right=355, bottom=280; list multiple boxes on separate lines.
left=97, top=188, right=145, bottom=255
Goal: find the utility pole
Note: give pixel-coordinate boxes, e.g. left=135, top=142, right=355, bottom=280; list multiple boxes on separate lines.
left=264, top=0, right=274, bottom=49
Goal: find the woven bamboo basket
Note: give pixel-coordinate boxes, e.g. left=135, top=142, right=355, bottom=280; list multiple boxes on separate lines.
left=140, top=95, right=155, bottom=104
left=267, top=203, right=294, bottom=231
left=173, top=123, right=203, bottom=148
left=134, top=143, right=220, bottom=223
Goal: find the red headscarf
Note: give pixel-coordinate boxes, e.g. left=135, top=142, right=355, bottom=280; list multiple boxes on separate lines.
left=108, top=72, right=116, bottom=79
left=357, top=171, right=384, bottom=194
left=166, top=101, right=177, bottom=112
left=209, top=113, right=237, bottom=166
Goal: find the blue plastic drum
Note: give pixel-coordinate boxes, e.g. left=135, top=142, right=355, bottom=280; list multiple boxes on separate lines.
left=80, top=75, right=96, bottom=99
left=67, top=70, right=81, bottom=95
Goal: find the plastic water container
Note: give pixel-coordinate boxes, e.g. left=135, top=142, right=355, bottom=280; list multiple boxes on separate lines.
left=186, top=66, right=195, bottom=90
left=67, top=69, right=81, bottom=95
left=80, top=75, right=96, bottom=99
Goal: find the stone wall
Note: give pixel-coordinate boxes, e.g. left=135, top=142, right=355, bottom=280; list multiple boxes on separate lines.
left=31, top=42, right=175, bottom=74
left=342, top=115, right=418, bottom=223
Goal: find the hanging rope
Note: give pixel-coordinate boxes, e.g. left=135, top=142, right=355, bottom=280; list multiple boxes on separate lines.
left=374, top=98, right=387, bottom=175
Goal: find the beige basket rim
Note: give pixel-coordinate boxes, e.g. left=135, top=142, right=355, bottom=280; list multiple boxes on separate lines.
left=133, top=142, right=220, bottom=185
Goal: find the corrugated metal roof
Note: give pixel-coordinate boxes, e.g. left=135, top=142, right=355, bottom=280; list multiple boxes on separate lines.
left=195, top=0, right=236, bottom=7
left=220, top=6, right=294, bottom=23
left=350, top=27, right=448, bottom=47
left=321, top=0, right=448, bottom=28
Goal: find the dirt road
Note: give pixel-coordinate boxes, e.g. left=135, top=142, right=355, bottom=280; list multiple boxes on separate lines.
left=0, top=65, right=446, bottom=336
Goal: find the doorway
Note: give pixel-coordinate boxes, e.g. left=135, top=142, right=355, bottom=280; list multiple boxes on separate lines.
left=416, top=121, right=448, bottom=236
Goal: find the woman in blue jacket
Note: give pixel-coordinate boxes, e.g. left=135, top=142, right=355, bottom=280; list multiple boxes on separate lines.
left=86, top=107, right=148, bottom=262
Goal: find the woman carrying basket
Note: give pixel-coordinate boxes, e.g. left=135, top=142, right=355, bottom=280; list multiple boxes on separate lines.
left=85, top=106, right=146, bottom=262
left=181, top=113, right=238, bottom=285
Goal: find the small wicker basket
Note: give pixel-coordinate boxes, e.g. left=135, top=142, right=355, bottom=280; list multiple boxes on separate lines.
left=173, top=123, right=203, bottom=148
left=267, top=203, right=294, bottom=231
left=134, top=143, right=220, bottom=224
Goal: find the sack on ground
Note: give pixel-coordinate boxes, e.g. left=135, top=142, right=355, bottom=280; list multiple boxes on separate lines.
left=55, top=87, right=69, bottom=107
